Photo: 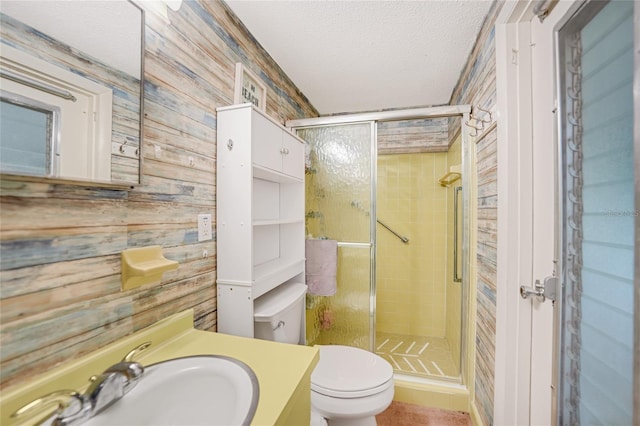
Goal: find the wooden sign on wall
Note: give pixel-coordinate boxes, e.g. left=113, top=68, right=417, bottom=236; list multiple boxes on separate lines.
left=234, top=62, right=267, bottom=111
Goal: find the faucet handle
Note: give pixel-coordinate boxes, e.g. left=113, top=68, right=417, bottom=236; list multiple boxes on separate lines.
left=84, top=372, right=127, bottom=416
left=104, top=361, right=145, bottom=386
left=11, top=390, right=84, bottom=424
left=82, top=362, right=145, bottom=419
left=122, top=341, right=151, bottom=362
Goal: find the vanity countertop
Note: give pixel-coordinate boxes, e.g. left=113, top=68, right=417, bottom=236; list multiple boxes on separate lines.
left=0, top=310, right=319, bottom=426
left=135, top=327, right=320, bottom=425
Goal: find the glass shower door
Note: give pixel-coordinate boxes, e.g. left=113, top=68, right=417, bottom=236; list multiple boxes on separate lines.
left=296, top=123, right=375, bottom=350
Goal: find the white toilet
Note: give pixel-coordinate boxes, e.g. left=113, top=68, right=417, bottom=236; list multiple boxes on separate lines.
left=253, top=283, right=394, bottom=426
left=310, top=345, right=394, bottom=426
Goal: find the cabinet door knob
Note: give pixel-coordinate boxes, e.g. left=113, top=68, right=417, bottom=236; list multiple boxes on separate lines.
left=227, top=139, right=234, bottom=150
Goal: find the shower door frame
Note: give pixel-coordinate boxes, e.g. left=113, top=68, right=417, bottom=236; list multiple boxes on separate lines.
left=288, top=104, right=472, bottom=384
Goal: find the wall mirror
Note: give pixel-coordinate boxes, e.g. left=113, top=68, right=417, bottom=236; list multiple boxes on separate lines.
left=0, top=0, right=144, bottom=187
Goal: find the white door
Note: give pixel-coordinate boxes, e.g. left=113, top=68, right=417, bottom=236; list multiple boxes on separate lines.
left=497, top=1, right=637, bottom=425
left=495, top=4, right=560, bottom=423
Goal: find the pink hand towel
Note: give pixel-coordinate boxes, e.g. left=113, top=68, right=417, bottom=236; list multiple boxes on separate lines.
left=305, top=239, right=338, bottom=296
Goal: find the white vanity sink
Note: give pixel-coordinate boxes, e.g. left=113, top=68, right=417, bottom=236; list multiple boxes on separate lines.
left=84, top=355, right=259, bottom=426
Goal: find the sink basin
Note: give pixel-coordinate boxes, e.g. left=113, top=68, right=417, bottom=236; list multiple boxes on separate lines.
left=84, top=355, right=259, bottom=426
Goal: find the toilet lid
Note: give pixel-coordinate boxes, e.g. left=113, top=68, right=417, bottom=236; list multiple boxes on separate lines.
left=254, top=283, right=307, bottom=321
left=311, top=345, right=393, bottom=397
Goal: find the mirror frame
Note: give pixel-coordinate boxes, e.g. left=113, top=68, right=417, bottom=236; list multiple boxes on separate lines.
left=0, top=0, right=145, bottom=189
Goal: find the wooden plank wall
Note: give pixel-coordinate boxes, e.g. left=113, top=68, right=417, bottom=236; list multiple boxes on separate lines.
left=0, top=0, right=317, bottom=391
left=0, top=13, right=141, bottom=184
left=448, top=2, right=503, bottom=425
left=377, top=118, right=449, bottom=154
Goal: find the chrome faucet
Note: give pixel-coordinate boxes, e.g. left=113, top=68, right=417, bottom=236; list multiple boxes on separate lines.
left=103, top=361, right=145, bottom=393
left=12, top=343, right=150, bottom=426
left=81, top=361, right=145, bottom=419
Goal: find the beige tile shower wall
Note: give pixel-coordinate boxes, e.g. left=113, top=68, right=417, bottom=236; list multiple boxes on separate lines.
left=0, top=0, right=318, bottom=391
left=445, top=135, right=462, bottom=370
left=376, top=153, right=448, bottom=338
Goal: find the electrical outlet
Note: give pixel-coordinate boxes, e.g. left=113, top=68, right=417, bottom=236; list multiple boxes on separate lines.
left=197, top=214, right=212, bottom=241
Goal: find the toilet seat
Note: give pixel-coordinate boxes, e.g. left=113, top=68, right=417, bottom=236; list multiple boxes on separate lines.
left=312, top=378, right=393, bottom=399
left=311, top=345, right=394, bottom=398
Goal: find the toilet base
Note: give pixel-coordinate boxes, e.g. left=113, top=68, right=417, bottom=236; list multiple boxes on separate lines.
left=311, top=410, right=329, bottom=426
left=311, top=381, right=393, bottom=426
left=326, top=415, right=377, bottom=426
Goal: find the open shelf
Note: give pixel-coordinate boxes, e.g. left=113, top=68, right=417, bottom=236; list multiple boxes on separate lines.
left=252, top=177, right=303, bottom=223
left=253, top=258, right=305, bottom=298
left=253, top=218, right=304, bottom=226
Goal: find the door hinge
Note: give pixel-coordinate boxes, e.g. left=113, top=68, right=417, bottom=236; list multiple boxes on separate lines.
left=520, top=276, right=557, bottom=302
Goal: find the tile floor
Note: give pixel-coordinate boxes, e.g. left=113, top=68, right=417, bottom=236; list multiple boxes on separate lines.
left=376, top=401, right=472, bottom=426
left=375, top=332, right=459, bottom=379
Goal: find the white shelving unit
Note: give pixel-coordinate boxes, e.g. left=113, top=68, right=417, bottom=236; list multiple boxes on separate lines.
left=216, top=103, right=305, bottom=339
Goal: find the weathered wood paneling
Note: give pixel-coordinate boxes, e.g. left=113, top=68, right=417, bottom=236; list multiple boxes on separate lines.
left=0, top=0, right=317, bottom=390
left=448, top=2, right=503, bottom=425
left=377, top=118, right=449, bottom=154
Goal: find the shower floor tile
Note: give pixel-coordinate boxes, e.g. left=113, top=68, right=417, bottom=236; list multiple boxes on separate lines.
left=375, top=332, right=459, bottom=380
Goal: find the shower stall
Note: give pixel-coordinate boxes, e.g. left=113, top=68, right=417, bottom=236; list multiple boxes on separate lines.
left=288, top=105, right=471, bottom=384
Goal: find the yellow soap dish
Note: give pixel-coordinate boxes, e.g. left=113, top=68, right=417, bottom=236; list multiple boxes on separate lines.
left=121, top=245, right=179, bottom=291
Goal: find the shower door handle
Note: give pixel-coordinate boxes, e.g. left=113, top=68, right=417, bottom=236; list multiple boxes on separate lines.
left=453, top=186, right=462, bottom=282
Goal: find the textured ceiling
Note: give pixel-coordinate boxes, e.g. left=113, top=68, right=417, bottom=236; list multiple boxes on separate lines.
left=225, top=0, right=493, bottom=115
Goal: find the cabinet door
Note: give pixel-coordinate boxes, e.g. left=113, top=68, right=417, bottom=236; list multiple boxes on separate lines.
left=282, top=131, right=304, bottom=179
left=252, top=111, right=282, bottom=172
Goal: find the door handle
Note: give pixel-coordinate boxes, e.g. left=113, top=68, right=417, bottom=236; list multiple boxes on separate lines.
left=520, top=276, right=557, bottom=302
left=520, top=280, right=545, bottom=302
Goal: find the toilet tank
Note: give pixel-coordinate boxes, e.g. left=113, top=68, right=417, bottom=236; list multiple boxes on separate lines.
left=254, top=282, right=307, bottom=344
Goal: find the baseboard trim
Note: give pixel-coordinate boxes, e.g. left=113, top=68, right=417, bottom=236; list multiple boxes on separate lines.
left=470, top=400, right=483, bottom=426
left=392, top=378, right=470, bottom=412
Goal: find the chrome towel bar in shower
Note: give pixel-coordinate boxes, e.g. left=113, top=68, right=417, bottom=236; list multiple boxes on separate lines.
left=377, top=219, right=409, bottom=244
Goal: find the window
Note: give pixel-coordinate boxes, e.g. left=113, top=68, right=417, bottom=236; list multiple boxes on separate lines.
left=558, top=1, right=635, bottom=424
left=1, top=92, right=60, bottom=176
